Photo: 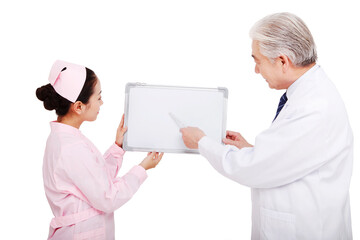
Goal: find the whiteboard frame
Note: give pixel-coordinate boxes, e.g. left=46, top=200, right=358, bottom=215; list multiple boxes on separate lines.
left=123, top=82, right=228, bottom=154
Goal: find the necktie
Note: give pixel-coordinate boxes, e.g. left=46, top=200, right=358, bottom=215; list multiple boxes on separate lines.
left=273, top=92, right=288, bottom=121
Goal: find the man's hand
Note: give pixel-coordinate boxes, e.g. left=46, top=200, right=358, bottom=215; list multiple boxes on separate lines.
left=180, top=127, right=206, bottom=149
left=222, top=130, right=253, bottom=149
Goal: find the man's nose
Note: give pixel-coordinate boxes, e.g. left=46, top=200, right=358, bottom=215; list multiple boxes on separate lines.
left=255, top=64, right=260, bottom=74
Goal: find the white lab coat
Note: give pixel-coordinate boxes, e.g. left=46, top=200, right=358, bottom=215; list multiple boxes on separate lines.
left=198, top=65, right=353, bottom=239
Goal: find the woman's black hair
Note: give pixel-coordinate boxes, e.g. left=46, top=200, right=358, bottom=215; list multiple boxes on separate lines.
left=36, top=68, right=98, bottom=116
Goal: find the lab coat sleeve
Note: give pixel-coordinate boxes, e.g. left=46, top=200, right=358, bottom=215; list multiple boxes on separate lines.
left=199, top=102, right=330, bottom=188
left=57, top=143, right=147, bottom=213
left=103, top=143, right=125, bottom=178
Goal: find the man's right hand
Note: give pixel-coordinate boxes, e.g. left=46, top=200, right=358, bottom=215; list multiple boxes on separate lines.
left=222, top=130, right=253, bottom=149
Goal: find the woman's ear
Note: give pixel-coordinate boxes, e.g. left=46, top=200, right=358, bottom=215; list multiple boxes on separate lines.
left=72, top=101, right=84, bottom=115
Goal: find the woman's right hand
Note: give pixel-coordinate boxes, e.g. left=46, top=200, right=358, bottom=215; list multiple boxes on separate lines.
left=139, top=152, right=164, bottom=170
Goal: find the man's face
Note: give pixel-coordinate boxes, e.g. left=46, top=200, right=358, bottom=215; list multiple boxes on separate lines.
left=251, top=40, right=286, bottom=89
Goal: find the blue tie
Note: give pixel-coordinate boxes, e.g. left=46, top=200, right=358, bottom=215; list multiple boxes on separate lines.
left=273, top=92, right=288, bottom=121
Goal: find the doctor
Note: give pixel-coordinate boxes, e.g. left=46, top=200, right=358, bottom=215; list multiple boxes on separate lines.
left=180, top=12, right=353, bottom=239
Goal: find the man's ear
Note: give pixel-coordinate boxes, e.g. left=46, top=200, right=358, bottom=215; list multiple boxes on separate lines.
left=278, top=55, right=291, bottom=73
left=72, top=101, right=84, bottom=115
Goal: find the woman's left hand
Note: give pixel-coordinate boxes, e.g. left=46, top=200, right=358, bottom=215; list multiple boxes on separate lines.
left=115, top=114, right=128, bottom=148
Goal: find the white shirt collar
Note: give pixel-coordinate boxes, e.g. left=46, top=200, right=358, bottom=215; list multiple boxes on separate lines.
left=286, top=64, right=320, bottom=99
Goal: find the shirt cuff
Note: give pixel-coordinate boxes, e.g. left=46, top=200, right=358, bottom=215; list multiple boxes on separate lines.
left=129, top=165, right=148, bottom=185
left=107, top=143, right=125, bottom=157
left=199, top=136, right=215, bottom=155
left=198, top=136, right=228, bottom=160
left=198, top=136, right=208, bottom=150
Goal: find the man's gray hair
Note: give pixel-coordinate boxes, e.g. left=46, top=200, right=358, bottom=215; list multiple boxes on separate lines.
left=249, top=12, right=317, bottom=67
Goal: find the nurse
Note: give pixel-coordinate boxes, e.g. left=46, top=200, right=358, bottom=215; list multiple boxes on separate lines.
left=180, top=13, right=353, bottom=239
left=36, top=60, right=164, bottom=240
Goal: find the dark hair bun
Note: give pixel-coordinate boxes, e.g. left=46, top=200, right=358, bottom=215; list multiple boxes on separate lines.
left=36, top=84, right=71, bottom=116
left=36, top=67, right=97, bottom=117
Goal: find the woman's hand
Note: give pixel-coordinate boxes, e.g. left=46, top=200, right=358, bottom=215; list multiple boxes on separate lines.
left=139, top=152, right=164, bottom=170
left=222, top=130, right=253, bottom=149
left=115, top=114, right=128, bottom=148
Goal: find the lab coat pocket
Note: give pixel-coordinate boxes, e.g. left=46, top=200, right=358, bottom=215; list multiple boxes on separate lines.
left=73, top=227, right=105, bottom=240
left=260, top=208, right=296, bottom=240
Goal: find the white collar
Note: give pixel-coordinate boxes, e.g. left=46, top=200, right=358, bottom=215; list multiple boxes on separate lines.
left=286, top=64, right=320, bottom=99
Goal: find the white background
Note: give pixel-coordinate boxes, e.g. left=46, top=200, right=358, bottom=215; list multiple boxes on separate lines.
left=1, top=0, right=359, bottom=239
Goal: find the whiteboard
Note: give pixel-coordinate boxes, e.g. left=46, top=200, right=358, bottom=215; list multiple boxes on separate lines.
left=123, top=83, right=228, bottom=153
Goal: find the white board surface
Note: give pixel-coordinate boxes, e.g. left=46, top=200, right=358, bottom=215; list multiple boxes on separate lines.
left=123, top=83, right=228, bottom=153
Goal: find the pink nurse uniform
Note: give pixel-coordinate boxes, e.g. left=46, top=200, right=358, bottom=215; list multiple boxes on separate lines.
left=43, top=122, right=147, bottom=239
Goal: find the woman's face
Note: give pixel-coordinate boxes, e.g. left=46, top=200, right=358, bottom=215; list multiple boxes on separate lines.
left=82, top=80, right=103, bottom=121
